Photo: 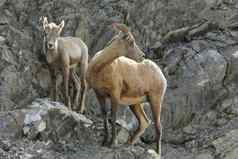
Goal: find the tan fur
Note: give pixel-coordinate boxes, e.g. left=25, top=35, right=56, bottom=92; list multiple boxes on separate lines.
left=86, top=23, right=167, bottom=154
left=42, top=17, right=88, bottom=113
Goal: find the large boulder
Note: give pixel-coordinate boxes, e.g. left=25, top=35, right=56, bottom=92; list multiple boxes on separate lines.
left=0, top=98, right=94, bottom=141
left=22, top=98, right=94, bottom=144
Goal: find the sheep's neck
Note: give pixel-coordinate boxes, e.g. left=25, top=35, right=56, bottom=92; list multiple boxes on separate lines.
left=92, top=46, right=120, bottom=72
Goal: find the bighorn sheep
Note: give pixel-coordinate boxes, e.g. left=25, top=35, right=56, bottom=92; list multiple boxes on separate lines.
left=42, top=17, right=88, bottom=113
left=86, top=23, right=167, bottom=154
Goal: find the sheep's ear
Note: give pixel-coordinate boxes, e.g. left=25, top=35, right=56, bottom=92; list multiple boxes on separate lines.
left=58, top=20, right=65, bottom=34
left=112, top=23, right=129, bottom=33
left=42, top=17, right=48, bottom=30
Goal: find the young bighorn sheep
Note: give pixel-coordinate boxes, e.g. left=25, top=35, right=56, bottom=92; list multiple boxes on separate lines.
left=86, top=23, right=167, bottom=155
left=42, top=17, right=88, bottom=113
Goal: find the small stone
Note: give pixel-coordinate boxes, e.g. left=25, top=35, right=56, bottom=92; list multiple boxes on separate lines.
left=183, top=125, right=196, bottom=134
left=0, top=36, right=6, bottom=44
left=116, top=127, right=130, bottom=144
left=215, top=118, right=228, bottom=126
left=23, top=126, right=30, bottom=135
left=138, top=149, right=160, bottom=159
left=36, top=121, right=46, bottom=132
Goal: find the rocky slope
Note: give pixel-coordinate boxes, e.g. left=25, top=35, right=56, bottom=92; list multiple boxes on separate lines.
left=0, top=98, right=159, bottom=159
left=1, top=0, right=238, bottom=158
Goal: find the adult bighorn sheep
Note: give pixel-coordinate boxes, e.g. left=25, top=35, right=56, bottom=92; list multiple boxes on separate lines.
left=86, top=23, right=167, bottom=155
left=42, top=17, right=88, bottom=113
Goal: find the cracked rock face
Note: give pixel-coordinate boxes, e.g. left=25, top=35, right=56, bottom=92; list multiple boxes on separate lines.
left=1, top=0, right=238, bottom=158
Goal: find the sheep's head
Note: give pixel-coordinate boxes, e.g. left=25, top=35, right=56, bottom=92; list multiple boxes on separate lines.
left=42, top=17, right=64, bottom=51
left=109, top=23, right=145, bottom=62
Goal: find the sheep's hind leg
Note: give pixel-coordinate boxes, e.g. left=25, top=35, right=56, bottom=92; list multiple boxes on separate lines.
left=127, top=103, right=149, bottom=145
left=148, top=93, right=163, bottom=155
left=79, top=78, right=88, bottom=113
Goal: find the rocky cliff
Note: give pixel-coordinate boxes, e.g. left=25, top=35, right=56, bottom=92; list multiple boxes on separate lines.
left=1, top=0, right=238, bottom=158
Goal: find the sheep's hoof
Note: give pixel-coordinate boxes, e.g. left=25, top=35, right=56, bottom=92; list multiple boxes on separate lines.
left=108, top=139, right=117, bottom=148
left=102, top=138, right=109, bottom=147
left=102, top=141, right=107, bottom=147
left=78, top=109, right=85, bottom=114
left=126, top=136, right=132, bottom=144
left=78, top=104, right=85, bottom=114
left=126, top=136, right=134, bottom=145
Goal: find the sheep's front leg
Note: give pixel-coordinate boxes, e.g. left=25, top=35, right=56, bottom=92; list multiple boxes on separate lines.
left=109, top=97, right=119, bottom=146
left=63, top=56, right=71, bottom=110
left=53, top=69, right=57, bottom=101
left=64, top=67, right=71, bottom=109
left=95, top=92, right=109, bottom=146
left=79, top=78, right=88, bottom=113
left=79, top=56, right=88, bottom=114
left=108, top=86, right=121, bottom=147
left=49, top=66, right=57, bottom=101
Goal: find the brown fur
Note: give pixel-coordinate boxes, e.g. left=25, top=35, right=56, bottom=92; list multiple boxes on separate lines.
left=86, top=23, right=167, bottom=154
left=42, top=17, right=88, bottom=113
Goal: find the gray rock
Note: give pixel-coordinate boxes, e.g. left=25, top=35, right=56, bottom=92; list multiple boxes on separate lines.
left=212, top=129, right=238, bottom=158
left=224, top=147, right=238, bottom=159
left=0, top=99, right=161, bottom=159
left=21, top=98, right=94, bottom=143
left=163, top=145, right=193, bottom=159
left=138, top=149, right=160, bottom=159
left=195, top=152, right=214, bottom=159
left=183, top=125, right=196, bottom=134
left=0, top=110, right=25, bottom=138
left=0, top=36, right=6, bottom=45
left=116, top=126, right=130, bottom=144
left=1, top=0, right=238, bottom=158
